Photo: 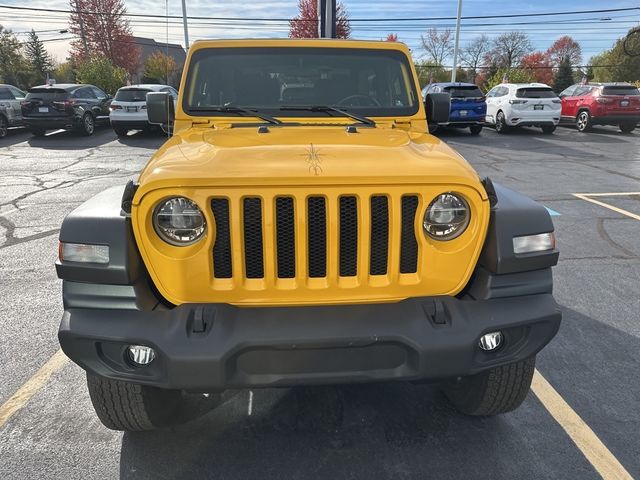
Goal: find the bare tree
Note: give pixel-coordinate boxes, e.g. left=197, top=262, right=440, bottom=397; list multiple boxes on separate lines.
left=460, top=34, right=490, bottom=82
left=420, top=28, right=454, bottom=66
left=489, top=31, right=533, bottom=69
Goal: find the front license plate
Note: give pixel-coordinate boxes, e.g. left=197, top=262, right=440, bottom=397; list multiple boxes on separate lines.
left=459, top=110, right=467, bottom=116
left=534, top=105, right=544, bottom=110
left=38, top=106, right=48, bottom=113
left=620, top=100, right=630, bottom=107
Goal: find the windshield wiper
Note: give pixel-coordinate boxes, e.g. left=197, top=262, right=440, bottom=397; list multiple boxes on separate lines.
left=279, top=105, right=376, bottom=127
left=187, top=104, right=282, bottom=125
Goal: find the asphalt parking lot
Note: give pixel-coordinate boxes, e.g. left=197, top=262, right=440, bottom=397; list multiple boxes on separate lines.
left=0, top=124, right=638, bottom=479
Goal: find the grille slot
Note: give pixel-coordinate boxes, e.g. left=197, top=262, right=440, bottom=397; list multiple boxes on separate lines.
left=307, top=197, right=327, bottom=278
left=275, top=197, right=296, bottom=278
left=243, top=197, right=264, bottom=279
left=370, top=196, right=389, bottom=275
left=339, top=196, right=358, bottom=277
left=400, top=196, right=419, bottom=274
left=211, top=198, right=233, bottom=279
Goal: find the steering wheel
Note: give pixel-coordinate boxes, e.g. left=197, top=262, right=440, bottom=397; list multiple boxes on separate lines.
left=336, top=94, right=381, bottom=107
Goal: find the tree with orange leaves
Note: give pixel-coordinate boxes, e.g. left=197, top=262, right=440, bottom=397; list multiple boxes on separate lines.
left=519, top=52, right=554, bottom=85
left=69, top=0, right=140, bottom=74
left=289, top=0, right=351, bottom=39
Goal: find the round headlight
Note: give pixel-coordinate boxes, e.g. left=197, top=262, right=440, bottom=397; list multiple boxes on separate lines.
left=423, top=193, right=470, bottom=240
left=153, top=197, right=206, bottom=246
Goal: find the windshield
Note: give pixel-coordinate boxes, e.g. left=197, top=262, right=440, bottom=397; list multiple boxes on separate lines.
left=25, top=88, right=69, bottom=101
left=515, top=88, right=557, bottom=99
left=183, top=47, right=419, bottom=118
left=115, top=88, right=152, bottom=102
left=602, top=86, right=640, bottom=96
left=444, top=86, right=483, bottom=98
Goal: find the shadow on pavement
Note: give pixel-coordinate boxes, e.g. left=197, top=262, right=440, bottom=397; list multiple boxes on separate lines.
left=25, top=126, right=116, bottom=150
left=115, top=305, right=640, bottom=480
left=115, top=129, right=167, bottom=149
left=0, top=128, right=31, bottom=147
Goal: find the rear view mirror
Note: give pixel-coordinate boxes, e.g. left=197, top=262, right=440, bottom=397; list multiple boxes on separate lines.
left=425, top=92, right=451, bottom=126
left=147, top=92, right=175, bottom=133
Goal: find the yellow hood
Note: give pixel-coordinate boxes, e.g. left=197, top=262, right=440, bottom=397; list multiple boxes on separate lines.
left=134, top=126, right=486, bottom=202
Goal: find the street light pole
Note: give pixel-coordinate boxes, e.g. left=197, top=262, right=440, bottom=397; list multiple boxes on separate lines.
left=451, top=0, right=463, bottom=82
left=181, top=0, right=190, bottom=49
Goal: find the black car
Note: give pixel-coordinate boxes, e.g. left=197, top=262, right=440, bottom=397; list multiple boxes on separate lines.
left=21, top=84, right=112, bottom=136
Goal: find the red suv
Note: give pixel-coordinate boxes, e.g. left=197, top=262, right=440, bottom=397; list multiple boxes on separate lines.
left=559, top=83, right=640, bottom=133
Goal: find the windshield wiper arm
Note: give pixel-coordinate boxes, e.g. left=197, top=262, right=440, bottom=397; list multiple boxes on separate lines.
left=187, top=104, right=282, bottom=125
left=279, top=105, right=376, bottom=126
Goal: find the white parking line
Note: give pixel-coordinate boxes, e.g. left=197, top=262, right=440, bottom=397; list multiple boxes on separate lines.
left=248, top=390, right=254, bottom=416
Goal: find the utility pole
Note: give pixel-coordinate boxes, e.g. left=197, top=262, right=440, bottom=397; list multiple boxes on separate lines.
left=318, top=0, right=336, bottom=38
left=74, top=0, right=89, bottom=56
left=181, top=0, right=190, bottom=49
left=451, top=0, right=463, bottom=82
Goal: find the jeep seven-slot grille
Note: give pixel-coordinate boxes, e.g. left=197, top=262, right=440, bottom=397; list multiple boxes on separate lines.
left=211, top=194, right=421, bottom=281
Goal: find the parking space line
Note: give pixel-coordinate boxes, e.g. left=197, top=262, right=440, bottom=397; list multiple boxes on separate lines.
left=0, top=349, right=68, bottom=429
left=574, top=192, right=640, bottom=197
left=532, top=370, right=633, bottom=480
left=573, top=194, right=640, bottom=221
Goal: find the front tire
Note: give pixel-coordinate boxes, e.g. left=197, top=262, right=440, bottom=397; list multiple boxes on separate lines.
left=86, top=373, right=183, bottom=431
left=619, top=123, right=635, bottom=133
left=79, top=112, right=95, bottom=136
left=576, top=110, right=592, bottom=132
left=541, top=125, right=556, bottom=134
left=469, top=124, right=483, bottom=135
left=443, top=356, right=535, bottom=416
left=495, top=111, right=509, bottom=134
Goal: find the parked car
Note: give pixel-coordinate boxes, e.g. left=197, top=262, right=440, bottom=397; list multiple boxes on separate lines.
left=485, top=83, right=561, bottom=134
left=0, top=84, right=27, bottom=138
left=21, top=84, right=112, bottom=137
left=110, top=84, right=178, bottom=136
left=422, top=82, right=486, bottom=135
left=559, top=82, right=640, bottom=133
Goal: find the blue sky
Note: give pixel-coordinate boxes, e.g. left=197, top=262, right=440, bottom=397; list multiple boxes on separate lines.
left=2, top=0, right=639, bottom=64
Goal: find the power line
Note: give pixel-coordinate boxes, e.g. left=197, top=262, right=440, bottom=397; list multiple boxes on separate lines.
left=0, top=4, right=638, bottom=22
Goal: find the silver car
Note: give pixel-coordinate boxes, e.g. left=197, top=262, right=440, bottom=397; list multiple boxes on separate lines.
left=0, top=84, right=27, bottom=138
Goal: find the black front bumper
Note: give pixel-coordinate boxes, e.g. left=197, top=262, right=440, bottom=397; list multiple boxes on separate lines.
left=59, top=293, right=560, bottom=391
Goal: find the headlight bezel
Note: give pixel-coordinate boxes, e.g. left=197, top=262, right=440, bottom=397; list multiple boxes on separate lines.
left=152, top=196, right=207, bottom=246
left=423, top=192, right=471, bottom=241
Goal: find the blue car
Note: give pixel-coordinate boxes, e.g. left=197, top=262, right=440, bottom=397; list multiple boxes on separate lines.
left=422, top=82, right=487, bottom=135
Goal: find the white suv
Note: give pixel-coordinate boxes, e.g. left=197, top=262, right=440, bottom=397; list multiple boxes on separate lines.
left=485, top=83, right=561, bottom=134
left=110, top=84, right=178, bottom=136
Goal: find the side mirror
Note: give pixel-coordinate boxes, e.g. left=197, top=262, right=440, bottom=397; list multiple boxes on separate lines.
left=147, top=91, right=175, bottom=131
left=425, top=92, right=451, bottom=125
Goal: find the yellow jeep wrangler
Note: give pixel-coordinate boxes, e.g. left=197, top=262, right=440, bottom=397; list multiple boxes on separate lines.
left=56, top=39, right=560, bottom=431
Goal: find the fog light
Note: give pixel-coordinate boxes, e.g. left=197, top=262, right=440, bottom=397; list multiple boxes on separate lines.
left=127, top=345, right=155, bottom=365
left=479, top=332, right=503, bottom=351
